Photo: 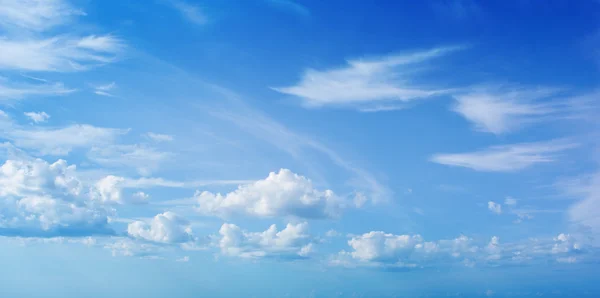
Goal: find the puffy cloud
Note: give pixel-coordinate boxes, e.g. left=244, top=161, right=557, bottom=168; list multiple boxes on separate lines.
left=91, top=175, right=125, bottom=204
left=334, top=231, right=479, bottom=268
left=127, top=212, right=194, bottom=244
left=217, top=222, right=313, bottom=259
left=430, top=140, right=576, bottom=172
left=24, top=111, right=50, bottom=123
left=488, top=201, right=502, bottom=214
left=195, top=169, right=342, bottom=219
left=0, top=158, right=112, bottom=237
left=272, top=46, right=462, bottom=110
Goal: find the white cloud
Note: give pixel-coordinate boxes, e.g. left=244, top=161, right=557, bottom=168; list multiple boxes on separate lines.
left=325, top=229, right=340, bottom=238
left=87, top=144, right=170, bottom=176
left=452, top=86, right=562, bottom=134
left=217, top=222, right=313, bottom=259
left=93, top=82, right=116, bottom=97
left=195, top=169, right=342, bottom=219
left=145, top=132, right=174, bottom=142
left=504, top=197, right=517, bottom=206
left=104, top=237, right=161, bottom=257
left=0, top=0, right=84, bottom=31
left=566, top=171, right=600, bottom=236
left=91, top=175, right=126, bottom=204
left=169, top=0, right=208, bottom=25
left=430, top=140, right=576, bottom=172
left=272, top=46, right=462, bottom=109
left=0, top=35, right=124, bottom=72
left=333, top=231, right=479, bottom=268
left=24, top=111, right=50, bottom=123
left=0, top=158, right=112, bottom=236
left=488, top=201, right=502, bottom=214
left=127, top=212, right=194, bottom=244
left=0, top=80, right=74, bottom=101
left=132, top=191, right=149, bottom=204
left=176, top=256, right=190, bottom=262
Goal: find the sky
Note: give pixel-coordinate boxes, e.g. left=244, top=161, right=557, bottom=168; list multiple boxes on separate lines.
left=0, top=0, right=600, bottom=297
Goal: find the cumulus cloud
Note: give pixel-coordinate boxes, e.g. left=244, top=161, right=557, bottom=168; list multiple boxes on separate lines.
left=0, top=158, right=112, bottom=237
left=217, top=222, right=314, bottom=259
left=488, top=201, right=502, bottom=214
left=24, top=111, right=50, bottom=123
left=430, top=140, right=577, bottom=172
left=127, top=212, right=194, bottom=244
left=272, top=46, right=462, bottom=110
left=195, top=169, right=343, bottom=219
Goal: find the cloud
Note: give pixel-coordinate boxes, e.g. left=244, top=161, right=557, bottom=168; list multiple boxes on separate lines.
left=169, top=0, right=208, bottom=25
left=504, top=197, right=517, bottom=206
left=488, top=201, right=502, bottom=214
left=195, top=169, right=343, bottom=219
left=93, top=82, right=116, bottom=97
left=0, top=79, right=74, bottom=101
left=127, top=212, right=195, bottom=244
left=0, top=116, right=128, bottom=155
left=87, top=144, right=170, bottom=176
left=332, top=231, right=592, bottom=268
left=566, top=171, right=600, bottom=236
left=0, top=0, right=85, bottom=31
left=266, top=0, right=310, bottom=16
left=272, top=46, right=463, bottom=109
left=451, top=86, right=584, bottom=134
left=0, top=158, right=112, bottom=237
left=144, top=132, right=174, bottom=142
left=0, top=35, right=124, bottom=72
left=24, top=111, right=50, bottom=123
left=430, top=140, right=577, bottom=172
left=217, top=222, right=313, bottom=259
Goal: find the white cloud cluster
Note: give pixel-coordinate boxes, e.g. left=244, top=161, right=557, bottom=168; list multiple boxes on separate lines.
left=195, top=169, right=342, bottom=219
left=127, top=212, right=194, bottom=244
left=487, top=201, right=502, bottom=214
left=272, top=47, right=462, bottom=109
left=0, top=158, right=111, bottom=236
left=217, top=222, right=313, bottom=259
left=430, top=140, right=576, bottom=172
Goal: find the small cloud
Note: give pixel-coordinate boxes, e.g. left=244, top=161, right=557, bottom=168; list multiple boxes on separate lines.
left=169, top=0, right=208, bottom=25
left=176, top=256, right=190, bottom=262
left=24, top=111, right=50, bottom=123
left=93, top=82, right=116, bottom=97
left=488, top=201, right=502, bottom=214
left=325, top=229, right=340, bottom=237
left=132, top=191, right=149, bottom=204
left=145, top=132, right=174, bottom=142
left=504, top=197, right=517, bottom=206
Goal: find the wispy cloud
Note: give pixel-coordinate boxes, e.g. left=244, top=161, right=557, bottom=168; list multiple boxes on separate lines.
left=93, top=82, right=117, bottom=97
left=452, top=86, right=596, bottom=134
left=144, top=132, right=174, bottom=142
left=266, top=0, right=310, bottom=16
left=169, top=0, right=208, bottom=25
left=0, top=0, right=85, bottom=31
left=430, top=140, right=577, bottom=172
left=272, top=46, right=463, bottom=110
left=24, top=111, right=50, bottom=123
left=0, top=79, right=74, bottom=101
left=0, top=35, right=125, bottom=72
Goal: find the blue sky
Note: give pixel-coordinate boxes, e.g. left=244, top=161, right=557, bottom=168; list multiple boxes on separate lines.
left=1, top=0, right=600, bottom=297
